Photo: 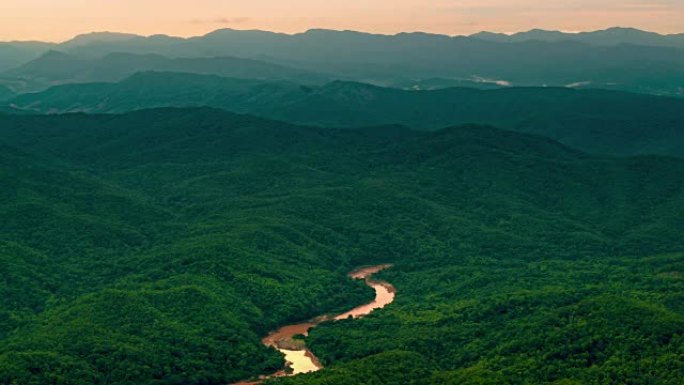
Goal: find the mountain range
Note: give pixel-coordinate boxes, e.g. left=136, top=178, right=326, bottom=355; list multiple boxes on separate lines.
left=1, top=27, right=684, bottom=96
left=471, top=27, right=684, bottom=47
left=2, top=24, right=684, bottom=385
left=6, top=71, right=684, bottom=157
left=0, top=51, right=330, bottom=92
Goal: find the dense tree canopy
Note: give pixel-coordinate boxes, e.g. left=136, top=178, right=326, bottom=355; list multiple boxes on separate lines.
left=0, top=109, right=682, bottom=384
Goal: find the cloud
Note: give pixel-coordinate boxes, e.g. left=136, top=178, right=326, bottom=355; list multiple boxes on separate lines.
left=190, top=17, right=252, bottom=25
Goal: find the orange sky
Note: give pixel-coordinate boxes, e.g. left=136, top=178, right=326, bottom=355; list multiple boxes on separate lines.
left=1, top=0, right=683, bottom=42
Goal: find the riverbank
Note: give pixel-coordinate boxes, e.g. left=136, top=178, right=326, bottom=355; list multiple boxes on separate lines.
left=233, top=264, right=395, bottom=384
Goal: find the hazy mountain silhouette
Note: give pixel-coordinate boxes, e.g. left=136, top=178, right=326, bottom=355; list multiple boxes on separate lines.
left=2, top=50, right=330, bottom=91
left=59, top=31, right=145, bottom=49
left=1, top=28, right=683, bottom=96
left=0, top=42, right=55, bottom=72
left=470, top=27, right=684, bottom=47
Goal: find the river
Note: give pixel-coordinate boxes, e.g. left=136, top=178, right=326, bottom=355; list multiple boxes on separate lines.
left=234, top=264, right=395, bottom=384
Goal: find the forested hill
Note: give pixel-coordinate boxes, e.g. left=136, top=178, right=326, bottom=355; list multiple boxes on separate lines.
left=0, top=108, right=683, bottom=384
left=6, top=73, right=684, bottom=156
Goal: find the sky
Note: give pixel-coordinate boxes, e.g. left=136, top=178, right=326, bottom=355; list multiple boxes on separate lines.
left=1, top=0, right=683, bottom=42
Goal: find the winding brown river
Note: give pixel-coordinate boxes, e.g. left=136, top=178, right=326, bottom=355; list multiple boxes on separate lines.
left=234, top=264, right=395, bottom=384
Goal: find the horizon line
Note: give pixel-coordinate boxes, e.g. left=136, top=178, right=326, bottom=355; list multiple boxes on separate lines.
left=3, top=25, right=683, bottom=45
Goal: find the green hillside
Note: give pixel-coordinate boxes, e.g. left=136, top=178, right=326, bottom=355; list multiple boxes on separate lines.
left=0, top=109, right=682, bottom=384
left=278, top=252, right=684, bottom=385
left=0, top=122, right=375, bottom=384
left=7, top=73, right=684, bottom=156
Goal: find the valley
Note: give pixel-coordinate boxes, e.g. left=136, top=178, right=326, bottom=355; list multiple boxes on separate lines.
left=0, top=16, right=683, bottom=385
left=238, top=265, right=395, bottom=383
left=0, top=109, right=682, bottom=384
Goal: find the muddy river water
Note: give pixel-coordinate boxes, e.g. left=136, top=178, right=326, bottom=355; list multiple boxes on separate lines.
left=234, top=264, right=395, bottom=384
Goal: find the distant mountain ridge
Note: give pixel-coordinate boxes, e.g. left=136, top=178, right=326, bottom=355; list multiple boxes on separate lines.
left=42, top=27, right=684, bottom=48
left=59, top=31, right=144, bottom=49
left=0, top=41, right=54, bottom=72
left=1, top=51, right=330, bottom=92
left=7, top=71, right=684, bottom=157
left=470, top=27, right=684, bottom=47
left=3, top=27, right=682, bottom=67
left=1, top=27, right=683, bottom=96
